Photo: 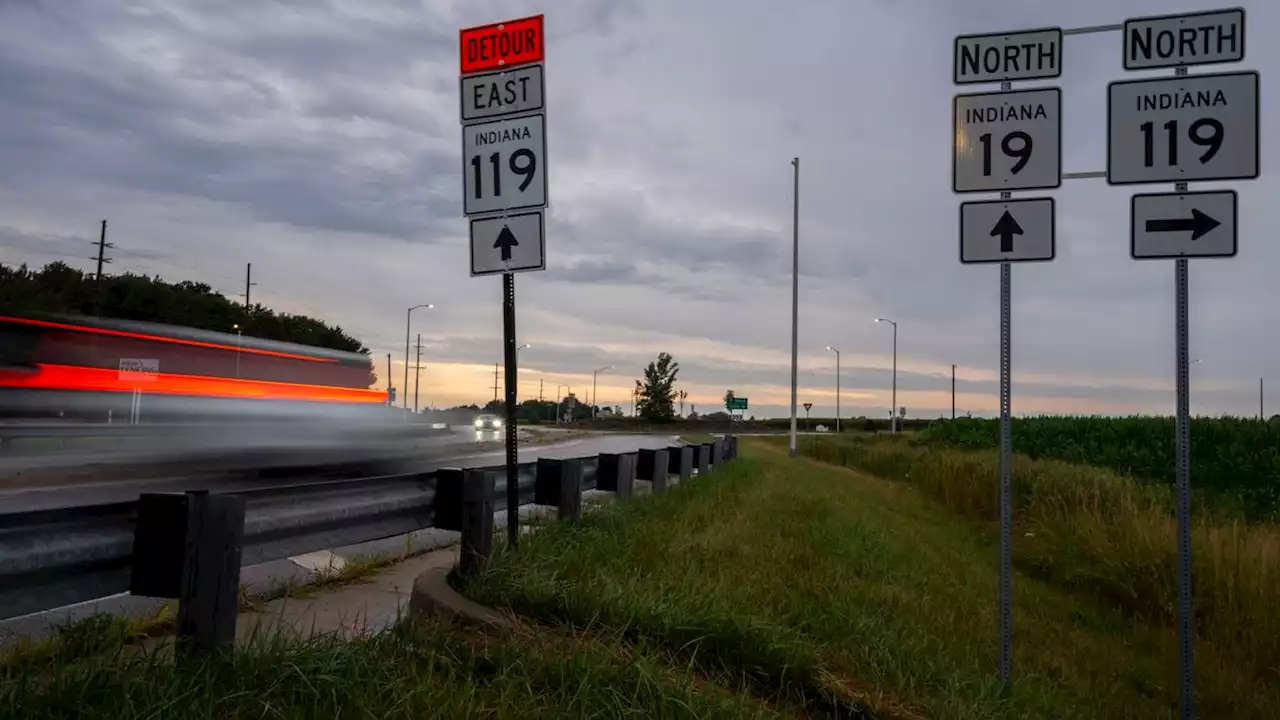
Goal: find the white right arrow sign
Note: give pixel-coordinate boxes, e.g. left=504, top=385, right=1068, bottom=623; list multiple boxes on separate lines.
left=1131, top=190, right=1237, bottom=260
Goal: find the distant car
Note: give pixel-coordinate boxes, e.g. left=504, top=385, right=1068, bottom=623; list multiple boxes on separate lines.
left=474, top=413, right=503, bottom=430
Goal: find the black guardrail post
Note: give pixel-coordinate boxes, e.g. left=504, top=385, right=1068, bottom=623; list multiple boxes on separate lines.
left=536, top=457, right=583, bottom=522
left=133, top=490, right=246, bottom=658
left=728, top=435, right=739, bottom=459
left=697, top=444, right=713, bottom=476
left=434, top=468, right=466, bottom=532
left=712, top=438, right=725, bottom=464
left=679, top=446, right=694, bottom=482
left=640, top=448, right=669, bottom=494
left=178, top=491, right=245, bottom=658
left=596, top=452, right=635, bottom=501
left=459, top=470, right=495, bottom=577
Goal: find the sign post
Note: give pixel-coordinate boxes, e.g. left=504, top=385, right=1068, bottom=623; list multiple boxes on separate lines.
left=460, top=14, right=547, bottom=549
left=953, top=24, right=1063, bottom=691
left=1111, top=11, right=1254, bottom=717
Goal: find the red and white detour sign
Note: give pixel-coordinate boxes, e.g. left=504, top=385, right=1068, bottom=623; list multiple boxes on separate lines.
left=459, top=14, right=544, bottom=75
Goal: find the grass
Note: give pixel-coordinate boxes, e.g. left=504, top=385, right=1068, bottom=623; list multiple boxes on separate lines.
left=920, top=416, right=1280, bottom=518
left=789, top=433, right=1280, bottom=689
left=460, top=438, right=1279, bottom=719
left=4, top=613, right=796, bottom=719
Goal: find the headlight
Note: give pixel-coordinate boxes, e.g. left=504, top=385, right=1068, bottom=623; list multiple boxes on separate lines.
left=473, top=419, right=483, bottom=428
left=493, top=419, right=503, bottom=427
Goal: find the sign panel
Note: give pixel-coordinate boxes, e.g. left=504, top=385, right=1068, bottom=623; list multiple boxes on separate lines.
left=953, top=28, right=1062, bottom=84
left=460, top=64, right=545, bottom=123
left=953, top=87, right=1061, bottom=193
left=119, top=358, right=159, bottom=382
left=959, top=197, right=1055, bottom=264
left=1124, top=8, right=1245, bottom=71
left=462, top=113, right=548, bottom=215
left=1107, top=71, right=1258, bottom=185
left=470, top=210, right=545, bottom=276
left=460, top=14, right=544, bottom=75
left=727, top=397, right=748, bottom=410
left=1131, top=190, right=1237, bottom=259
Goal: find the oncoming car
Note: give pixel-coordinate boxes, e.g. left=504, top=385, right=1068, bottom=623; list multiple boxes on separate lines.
left=474, top=413, right=502, bottom=430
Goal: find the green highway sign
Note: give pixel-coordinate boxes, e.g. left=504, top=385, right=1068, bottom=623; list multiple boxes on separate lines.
left=727, top=397, right=748, bottom=410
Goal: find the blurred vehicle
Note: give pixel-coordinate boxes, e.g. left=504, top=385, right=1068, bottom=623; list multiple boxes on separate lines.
left=0, top=312, right=387, bottom=422
left=474, top=413, right=502, bottom=430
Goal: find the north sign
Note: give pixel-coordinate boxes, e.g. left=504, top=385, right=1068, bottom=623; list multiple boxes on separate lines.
left=959, top=197, right=1055, bottom=264
left=462, top=113, right=548, bottom=216
left=1107, top=70, right=1259, bottom=185
left=953, top=87, right=1061, bottom=193
left=953, top=27, right=1062, bottom=84
left=1130, top=190, right=1237, bottom=259
left=1123, top=8, right=1245, bottom=71
left=470, top=211, right=545, bottom=276
left=460, top=64, right=545, bottom=123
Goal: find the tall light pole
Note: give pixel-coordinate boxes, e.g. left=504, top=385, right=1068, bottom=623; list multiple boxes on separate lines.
left=232, top=324, right=242, bottom=379
left=591, top=365, right=613, bottom=418
left=404, top=303, right=433, bottom=410
left=951, top=364, right=957, bottom=420
left=875, top=318, right=898, bottom=433
left=554, top=383, right=567, bottom=424
left=788, top=157, right=800, bottom=457
left=825, top=346, right=841, bottom=433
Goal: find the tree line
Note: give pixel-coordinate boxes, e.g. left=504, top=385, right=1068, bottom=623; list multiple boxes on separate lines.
left=0, top=261, right=376, bottom=382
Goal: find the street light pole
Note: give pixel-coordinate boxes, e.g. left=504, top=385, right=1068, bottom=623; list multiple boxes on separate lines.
left=404, top=303, right=433, bottom=411
left=825, top=346, right=841, bottom=433
left=876, top=318, right=898, bottom=433
left=591, top=365, right=613, bottom=419
left=952, top=364, right=957, bottom=420
left=789, top=157, right=800, bottom=458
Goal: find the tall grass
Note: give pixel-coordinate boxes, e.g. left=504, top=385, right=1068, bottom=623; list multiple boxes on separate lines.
left=921, top=416, right=1280, bottom=517
left=795, top=434, right=1280, bottom=687
left=4, top=615, right=789, bottom=719
left=464, top=443, right=1278, bottom=718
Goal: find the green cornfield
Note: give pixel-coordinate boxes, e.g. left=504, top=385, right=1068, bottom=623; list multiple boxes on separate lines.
left=920, top=416, right=1280, bottom=519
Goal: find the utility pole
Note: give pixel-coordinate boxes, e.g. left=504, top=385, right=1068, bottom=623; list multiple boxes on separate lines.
left=1260, top=377, right=1264, bottom=420
left=92, top=220, right=113, bottom=316
left=788, top=157, right=800, bottom=458
left=242, top=263, right=258, bottom=327
left=492, top=363, right=500, bottom=403
left=952, top=364, right=957, bottom=420
left=386, top=353, right=393, bottom=406
left=413, top=333, right=423, bottom=414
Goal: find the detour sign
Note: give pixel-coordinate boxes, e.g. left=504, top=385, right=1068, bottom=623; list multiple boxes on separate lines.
left=460, top=14, right=544, bottom=75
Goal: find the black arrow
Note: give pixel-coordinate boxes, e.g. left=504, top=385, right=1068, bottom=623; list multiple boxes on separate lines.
left=1145, top=209, right=1219, bottom=240
left=494, top=225, right=519, bottom=261
left=990, top=211, right=1023, bottom=254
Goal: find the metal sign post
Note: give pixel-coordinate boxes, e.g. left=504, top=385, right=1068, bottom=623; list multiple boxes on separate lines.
left=460, top=13, right=549, bottom=549
left=1174, top=255, right=1193, bottom=718
left=503, top=272, right=519, bottom=546
left=998, top=259, right=1012, bottom=684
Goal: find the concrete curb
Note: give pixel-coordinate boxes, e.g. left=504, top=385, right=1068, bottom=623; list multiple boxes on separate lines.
left=408, top=558, right=511, bottom=628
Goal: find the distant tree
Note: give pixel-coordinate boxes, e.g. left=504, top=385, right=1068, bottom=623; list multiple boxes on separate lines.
left=723, top=389, right=736, bottom=410
left=678, top=389, right=688, bottom=416
left=688, top=404, right=698, bottom=420
left=636, top=352, right=679, bottom=422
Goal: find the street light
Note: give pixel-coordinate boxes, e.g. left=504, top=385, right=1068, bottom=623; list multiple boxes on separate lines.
left=404, top=304, right=433, bottom=410
left=232, top=323, right=242, bottom=379
left=875, top=318, right=898, bottom=433
left=824, top=346, right=841, bottom=433
left=591, top=365, right=613, bottom=419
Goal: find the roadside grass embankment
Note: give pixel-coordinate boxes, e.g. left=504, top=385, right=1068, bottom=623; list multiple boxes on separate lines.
left=2, top=613, right=792, bottom=719
left=461, top=439, right=1278, bottom=718
left=789, top=434, right=1279, bottom=688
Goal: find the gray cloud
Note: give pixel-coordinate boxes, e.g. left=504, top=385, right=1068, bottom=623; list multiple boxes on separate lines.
left=1, top=0, right=1277, bottom=418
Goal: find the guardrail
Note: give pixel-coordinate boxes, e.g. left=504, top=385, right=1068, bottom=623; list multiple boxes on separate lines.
left=0, top=436, right=738, bottom=656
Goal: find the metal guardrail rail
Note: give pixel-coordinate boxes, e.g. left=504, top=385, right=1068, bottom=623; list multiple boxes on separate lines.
left=0, top=438, right=740, bottom=634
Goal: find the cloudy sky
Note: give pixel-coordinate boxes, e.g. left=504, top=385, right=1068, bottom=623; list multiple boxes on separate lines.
left=0, top=0, right=1276, bottom=419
